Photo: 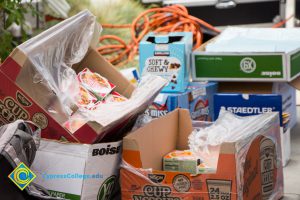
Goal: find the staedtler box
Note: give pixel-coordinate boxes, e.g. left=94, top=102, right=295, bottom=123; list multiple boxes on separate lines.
left=121, top=109, right=284, bottom=200
left=218, top=82, right=296, bottom=129
left=31, top=139, right=122, bottom=200
left=214, top=93, right=291, bottom=166
left=145, top=82, right=217, bottom=120
left=192, top=28, right=300, bottom=82
left=139, top=32, right=193, bottom=93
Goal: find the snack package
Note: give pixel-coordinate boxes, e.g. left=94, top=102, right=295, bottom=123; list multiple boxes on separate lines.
left=77, top=85, right=97, bottom=109
left=78, top=68, right=115, bottom=100
left=104, top=91, right=128, bottom=103
left=163, top=150, right=211, bottom=174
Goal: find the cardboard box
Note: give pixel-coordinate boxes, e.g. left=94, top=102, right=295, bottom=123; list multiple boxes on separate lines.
left=31, top=139, right=122, bottom=200
left=219, top=82, right=296, bottom=128
left=191, top=30, right=300, bottom=82
left=121, top=109, right=284, bottom=200
left=214, top=94, right=291, bottom=166
left=145, top=82, right=217, bottom=120
left=139, top=32, right=192, bottom=93
left=0, top=11, right=158, bottom=144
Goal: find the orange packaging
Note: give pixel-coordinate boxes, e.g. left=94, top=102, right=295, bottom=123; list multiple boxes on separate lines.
left=120, top=109, right=284, bottom=200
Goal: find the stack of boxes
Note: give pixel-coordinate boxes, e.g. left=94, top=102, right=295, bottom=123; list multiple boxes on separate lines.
left=139, top=32, right=217, bottom=121
left=190, top=28, right=300, bottom=166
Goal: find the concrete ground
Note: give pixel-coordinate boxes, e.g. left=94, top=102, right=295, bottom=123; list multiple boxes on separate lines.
left=283, top=107, right=300, bottom=199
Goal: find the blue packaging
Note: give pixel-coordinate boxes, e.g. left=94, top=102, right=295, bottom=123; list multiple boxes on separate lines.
left=139, top=32, right=193, bottom=93
left=214, top=94, right=283, bottom=126
left=145, top=82, right=217, bottom=120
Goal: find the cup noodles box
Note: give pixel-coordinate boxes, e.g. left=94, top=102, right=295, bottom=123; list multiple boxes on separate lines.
left=139, top=32, right=193, bottom=93
left=214, top=94, right=291, bottom=166
left=121, top=109, right=284, bottom=200
left=145, top=82, right=217, bottom=120
left=0, top=11, right=164, bottom=144
left=31, top=139, right=122, bottom=200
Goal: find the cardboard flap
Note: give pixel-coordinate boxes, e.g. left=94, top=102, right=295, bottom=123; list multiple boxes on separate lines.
left=290, top=76, right=300, bottom=90
left=219, top=82, right=273, bottom=93
left=123, top=110, right=180, bottom=170
left=76, top=48, right=134, bottom=98
left=177, top=109, right=193, bottom=150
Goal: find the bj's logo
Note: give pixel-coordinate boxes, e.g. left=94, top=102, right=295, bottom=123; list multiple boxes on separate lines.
left=0, top=97, right=29, bottom=123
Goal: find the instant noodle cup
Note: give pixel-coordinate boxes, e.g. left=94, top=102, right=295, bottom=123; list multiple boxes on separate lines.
left=78, top=68, right=115, bottom=100
left=104, top=91, right=128, bottom=103
left=77, top=85, right=97, bottom=109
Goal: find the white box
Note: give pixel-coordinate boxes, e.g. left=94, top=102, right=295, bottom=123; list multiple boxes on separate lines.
left=31, top=140, right=122, bottom=200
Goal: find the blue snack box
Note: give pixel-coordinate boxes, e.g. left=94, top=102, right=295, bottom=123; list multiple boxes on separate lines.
left=139, top=32, right=193, bottom=93
left=145, top=82, right=217, bottom=120
left=188, top=82, right=217, bottom=121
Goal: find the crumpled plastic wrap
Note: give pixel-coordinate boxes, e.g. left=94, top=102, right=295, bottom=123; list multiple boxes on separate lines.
left=77, top=74, right=167, bottom=127
left=189, top=108, right=279, bottom=153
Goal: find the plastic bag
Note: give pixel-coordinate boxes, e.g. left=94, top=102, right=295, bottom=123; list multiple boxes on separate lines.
left=16, top=10, right=101, bottom=117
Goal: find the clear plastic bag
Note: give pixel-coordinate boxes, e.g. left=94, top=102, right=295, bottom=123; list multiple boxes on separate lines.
left=16, top=10, right=101, bottom=118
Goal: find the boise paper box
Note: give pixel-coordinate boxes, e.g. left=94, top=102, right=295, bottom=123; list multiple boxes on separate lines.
left=31, top=139, right=122, bottom=200
left=214, top=93, right=291, bottom=166
left=146, top=82, right=217, bottom=120
left=0, top=11, right=163, bottom=144
left=192, top=28, right=300, bottom=82
left=139, top=32, right=192, bottom=93
left=121, top=109, right=284, bottom=200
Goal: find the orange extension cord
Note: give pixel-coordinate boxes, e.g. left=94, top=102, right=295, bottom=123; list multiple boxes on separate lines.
left=98, top=4, right=294, bottom=67
left=98, top=5, right=220, bottom=66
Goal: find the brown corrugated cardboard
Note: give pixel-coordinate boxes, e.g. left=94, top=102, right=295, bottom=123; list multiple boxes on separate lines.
left=121, top=109, right=284, bottom=200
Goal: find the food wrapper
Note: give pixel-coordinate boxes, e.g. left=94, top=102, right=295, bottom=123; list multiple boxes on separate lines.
left=77, top=85, right=97, bottom=109
left=78, top=68, right=115, bottom=100
left=104, top=92, right=128, bottom=103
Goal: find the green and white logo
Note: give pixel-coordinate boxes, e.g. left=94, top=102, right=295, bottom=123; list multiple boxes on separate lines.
left=240, top=57, right=256, bottom=73
left=97, top=175, right=116, bottom=200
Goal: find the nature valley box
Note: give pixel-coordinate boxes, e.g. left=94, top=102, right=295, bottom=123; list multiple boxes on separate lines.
left=121, top=109, right=284, bottom=200
left=31, top=139, right=122, bottom=200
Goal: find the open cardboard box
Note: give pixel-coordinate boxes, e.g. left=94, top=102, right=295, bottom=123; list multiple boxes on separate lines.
left=121, top=109, right=284, bottom=200
left=31, top=139, right=122, bottom=200
left=0, top=10, right=150, bottom=144
left=218, top=82, right=295, bottom=166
